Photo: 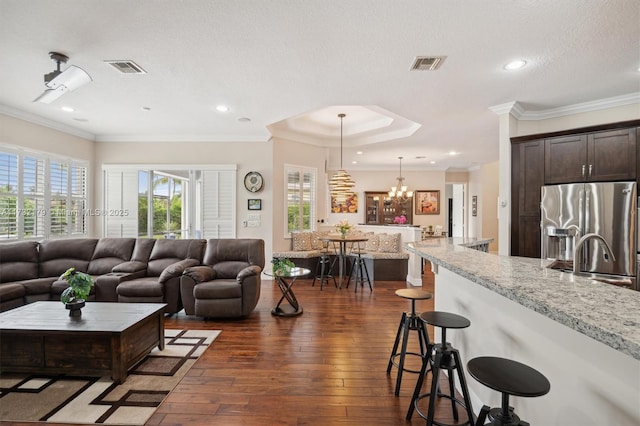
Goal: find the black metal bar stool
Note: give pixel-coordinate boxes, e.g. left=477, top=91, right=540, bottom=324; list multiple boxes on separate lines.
left=467, top=357, right=550, bottom=426
left=346, top=245, right=372, bottom=292
left=312, top=250, right=337, bottom=290
left=386, top=288, right=432, bottom=396
left=407, top=311, right=474, bottom=426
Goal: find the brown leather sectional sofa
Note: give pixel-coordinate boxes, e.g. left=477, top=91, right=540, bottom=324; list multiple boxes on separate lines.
left=0, top=237, right=265, bottom=318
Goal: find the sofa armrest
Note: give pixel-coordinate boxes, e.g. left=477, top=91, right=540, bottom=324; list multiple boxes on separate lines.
left=112, top=261, right=147, bottom=274
left=159, top=259, right=200, bottom=284
left=182, top=265, right=217, bottom=284
left=237, top=265, right=262, bottom=282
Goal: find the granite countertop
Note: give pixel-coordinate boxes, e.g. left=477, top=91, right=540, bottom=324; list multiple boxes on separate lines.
left=406, top=238, right=640, bottom=360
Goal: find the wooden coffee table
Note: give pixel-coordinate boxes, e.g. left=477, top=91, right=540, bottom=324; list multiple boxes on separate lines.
left=0, top=301, right=166, bottom=384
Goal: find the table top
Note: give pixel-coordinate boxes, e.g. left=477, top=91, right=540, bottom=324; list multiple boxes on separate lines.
left=264, top=267, right=311, bottom=278
left=0, top=301, right=166, bottom=333
left=322, top=235, right=369, bottom=243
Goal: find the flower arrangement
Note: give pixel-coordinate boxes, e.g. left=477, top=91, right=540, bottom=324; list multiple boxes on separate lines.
left=271, top=258, right=295, bottom=275
left=393, top=215, right=407, bottom=224
left=335, top=220, right=353, bottom=237
left=59, top=267, right=94, bottom=304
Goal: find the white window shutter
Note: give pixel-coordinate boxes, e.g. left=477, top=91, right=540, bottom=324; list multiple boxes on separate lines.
left=202, top=170, right=235, bottom=238
left=104, top=169, right=138, bottom=237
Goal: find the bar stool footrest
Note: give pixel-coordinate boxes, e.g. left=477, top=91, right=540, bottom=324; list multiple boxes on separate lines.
left=414, top=392, right=473, bottom=426
left=389, top=352, right=424, bottom=374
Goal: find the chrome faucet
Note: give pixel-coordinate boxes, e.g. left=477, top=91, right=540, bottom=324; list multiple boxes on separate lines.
left=573, top=233, right=616, bottom=275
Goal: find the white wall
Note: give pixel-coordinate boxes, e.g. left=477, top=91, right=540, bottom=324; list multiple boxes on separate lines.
left=468, top=161, right=499, bottom=252
left=326, top=169, right=448, bottom=229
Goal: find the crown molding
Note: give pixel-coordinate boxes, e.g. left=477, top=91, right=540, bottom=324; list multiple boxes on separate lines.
left=490, top=92, right=640, bottom=121
left=0, top=104, right=96, bottom=141
left=94, top=133, right=269, bottom=143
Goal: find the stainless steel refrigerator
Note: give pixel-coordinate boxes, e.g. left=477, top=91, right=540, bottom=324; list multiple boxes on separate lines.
left=541, top=181, right=636, bottom=286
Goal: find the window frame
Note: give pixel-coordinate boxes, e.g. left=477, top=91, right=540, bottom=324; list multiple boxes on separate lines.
left=284, top=163, right=317, bottom=238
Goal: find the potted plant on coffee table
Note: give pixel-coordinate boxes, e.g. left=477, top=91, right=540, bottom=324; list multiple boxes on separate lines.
left=59, top=267, right=94, bottom=316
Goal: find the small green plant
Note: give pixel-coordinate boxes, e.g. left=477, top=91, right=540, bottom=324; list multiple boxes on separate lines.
left=59, top=267, right=94, bottom=304
left=271, top=258, right=295, bottom=275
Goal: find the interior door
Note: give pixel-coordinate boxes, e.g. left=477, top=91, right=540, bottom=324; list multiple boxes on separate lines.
left=452, top=184, right=465, bottom=237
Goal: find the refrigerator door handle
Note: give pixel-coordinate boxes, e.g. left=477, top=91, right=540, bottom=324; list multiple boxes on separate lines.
left=584, top=188, right=590, bottom=262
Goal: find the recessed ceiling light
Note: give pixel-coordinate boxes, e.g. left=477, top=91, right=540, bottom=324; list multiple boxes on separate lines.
left=61, top=106, right=74, bottom=112
left=356, top=151, right=363, bottom=155
left=449, top=151, right=457, bottom=156
left=504, top=60, right=527, bottom=70
left=237, top=117, right=251, bottom=122
left=430, top=160, right=436, bottom=164
left=216, top=105, right=229, bottom=112
left=352, top=161, right=357, bottom=164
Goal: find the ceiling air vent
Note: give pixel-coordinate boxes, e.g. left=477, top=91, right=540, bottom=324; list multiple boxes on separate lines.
left=410, top=56, right=446, bottom=71
left=104, top=60, right=147, bottom=74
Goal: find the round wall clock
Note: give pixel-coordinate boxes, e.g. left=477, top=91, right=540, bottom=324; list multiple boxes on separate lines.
left=244, top=171, right=264, bottom=193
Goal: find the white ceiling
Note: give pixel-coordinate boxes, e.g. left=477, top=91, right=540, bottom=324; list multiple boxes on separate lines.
left=0, top=0, right=638, bottom=171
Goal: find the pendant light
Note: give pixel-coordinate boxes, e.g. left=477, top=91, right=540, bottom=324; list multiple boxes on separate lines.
left=328, top=113, right=356, bottom=202
left=388, top=156, right=413, bottom=204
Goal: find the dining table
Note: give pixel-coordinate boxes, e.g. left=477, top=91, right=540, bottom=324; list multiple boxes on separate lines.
left=322, top=235, right=369, bottom=288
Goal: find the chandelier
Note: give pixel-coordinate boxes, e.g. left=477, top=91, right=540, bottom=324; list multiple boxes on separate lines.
left=388, top=156, right=413, bottom=203
left=328, top=113, right=356, bottom=202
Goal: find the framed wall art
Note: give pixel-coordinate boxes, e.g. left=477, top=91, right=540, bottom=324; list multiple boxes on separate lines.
left=415, top=190, right=440, bottom=215
left=248, top=199, right=262, bottom=210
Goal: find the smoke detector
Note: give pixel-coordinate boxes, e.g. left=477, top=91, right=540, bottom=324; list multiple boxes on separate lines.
left=104, top=60, right=147, bottom=74
left=410, top=56, right=447, bottom=71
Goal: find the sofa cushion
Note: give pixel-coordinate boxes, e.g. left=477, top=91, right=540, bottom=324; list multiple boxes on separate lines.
left=213, top=261, right=250, bottom=279
left=310, top=231, right=328, bottom=250
left=378, top=233, right=401, bottom=253
left=202, top=239, right=265, bottom=269
left=18, top=277, right=57, bottom=295
left=38, top=238, right=98, bottom=277
left=194, top=280, right=242, bottom=299
left=87, top=237, right=136, bottom=275
left=146, top=239, right=206, bottom=276
left=365, top=234, right=380, bottom=252
left=292, top=232, right=312, bottom=251
left=117, top=277, right=163, bottom=297
left=0, top=282, right=26, bottom=300
left=0, top=241, right=39, bottom=282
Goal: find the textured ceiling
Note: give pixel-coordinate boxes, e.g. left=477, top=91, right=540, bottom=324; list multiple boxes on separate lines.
left=0, top=0, right=638, bottom=171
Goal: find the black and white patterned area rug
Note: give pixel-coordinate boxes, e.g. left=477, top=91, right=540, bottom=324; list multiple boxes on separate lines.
left=0, top=329, right=220, bottom=425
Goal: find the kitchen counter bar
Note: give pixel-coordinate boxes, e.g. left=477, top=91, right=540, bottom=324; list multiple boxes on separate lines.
left=407, top=238, right=640, bottom=425
left=407, top=237, right=640, bottom=359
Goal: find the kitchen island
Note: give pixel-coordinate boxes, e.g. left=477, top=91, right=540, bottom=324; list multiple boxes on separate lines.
left=407, top=238, right=640, bottom=426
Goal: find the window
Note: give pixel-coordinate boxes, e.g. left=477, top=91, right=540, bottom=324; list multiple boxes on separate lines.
left=104, top=166, right=235, bottom=239
left=0, top=147, right=88, bottom=240
left=285, top=164, right=316, bottom=236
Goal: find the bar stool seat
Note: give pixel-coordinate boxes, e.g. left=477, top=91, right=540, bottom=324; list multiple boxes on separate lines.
left=467, top=357, right=550, bottom=426
left=407, top=311, right=475, bottom=426
left=386, top=288, right=433, bottom=396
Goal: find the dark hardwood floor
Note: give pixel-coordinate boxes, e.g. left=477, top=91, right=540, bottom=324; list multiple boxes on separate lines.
left=149, top=267, right=471, bottom=426
left=3, top=267, right=473, bottom=426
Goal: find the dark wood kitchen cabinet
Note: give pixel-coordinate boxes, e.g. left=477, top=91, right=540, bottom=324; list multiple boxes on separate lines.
left=511, top=139, right=544, bottom=257
left=544, top=128, right=636, bottom=184
left=511, top=120, right=640, bottom=258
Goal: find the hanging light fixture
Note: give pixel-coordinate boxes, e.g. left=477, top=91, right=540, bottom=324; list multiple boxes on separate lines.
left=388, top=156, right=413, bottom=204
left=328, top=113, right=356, bottom=202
